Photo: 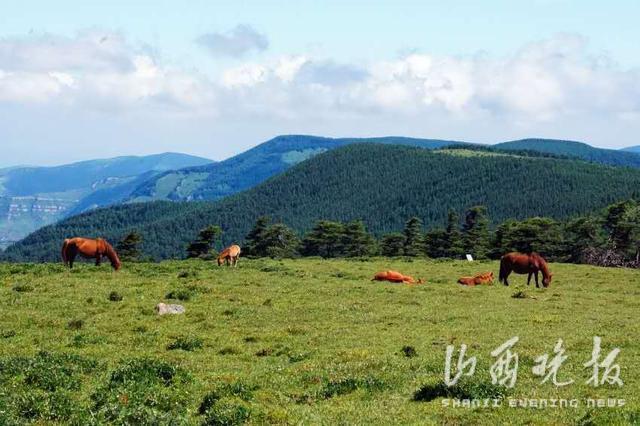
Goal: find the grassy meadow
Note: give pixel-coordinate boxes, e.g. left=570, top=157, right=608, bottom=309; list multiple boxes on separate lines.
left=0, top=258, right=638, bottom=425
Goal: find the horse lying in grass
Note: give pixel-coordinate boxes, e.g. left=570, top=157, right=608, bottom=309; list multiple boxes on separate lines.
left=372, top=270, right=423, bottom=284
left=61, top=238, right=121, bottom=270
left=218, top=245, right=241, bottom=267
left=458, top=271, right=494, bottom=286
left=499, top=252, right=552, bottom=288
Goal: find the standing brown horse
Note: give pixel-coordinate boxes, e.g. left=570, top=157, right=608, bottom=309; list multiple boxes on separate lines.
left=499, top=252, right=552, bottom=288
left=61, top=238, right=121, bottom=270
left=217, top=244, right=241, bottom=267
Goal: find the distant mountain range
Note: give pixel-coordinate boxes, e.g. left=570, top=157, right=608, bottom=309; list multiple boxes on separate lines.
left=623, top=145, right=640, bottom=153
left=129, top=136, right=640, bottom=204
left=3, top=135, right=640, bottom=254
left=5, top=143, right=640, bottom=262
left=127, top=135, right=463, bottom=202
left=494, top=139, right=640, bottom=168
left=0, top=153, right=212, bottom=248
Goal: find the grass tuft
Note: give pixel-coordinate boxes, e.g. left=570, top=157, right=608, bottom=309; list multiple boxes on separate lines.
left=413, top=380, right=508, bottom=402
left=12, top=284, right=34, bottom=292
left=66, top=319, right=84, bottom=330
left=108, top=291, right=123, bottom=302
left=167, top=336, right=204, bottom=351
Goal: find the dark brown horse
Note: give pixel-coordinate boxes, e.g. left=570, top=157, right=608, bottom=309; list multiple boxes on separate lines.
left=499, top=252, right=552, bottom=288
left=61, top=238, right=121, bottom=270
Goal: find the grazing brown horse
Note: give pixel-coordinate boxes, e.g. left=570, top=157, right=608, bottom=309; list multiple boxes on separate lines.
left=61, top=237, right=121, bottom=270
left=372, top=270, right=423, bottom=284
left=499, top=252, right=552, bottom=288
left=217, top=244, right=241, bottom=267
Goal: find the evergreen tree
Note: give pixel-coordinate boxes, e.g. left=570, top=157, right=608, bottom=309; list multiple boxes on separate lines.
left=300, top=220, right=346, bottom=258
left=564, top=216, right=603, bottom=262
left=186, top=225, right=221, bottom=259
left=116, top=231, right=143, bottom=262
left=444, top=209, right=464, bottom=258
left=491, top=217, right=564, bottom=260
left=341, top=220, right=375, bottom=257
left=380, top=233, right=406, bottom=256
left=462, top=206, right=490, bottom=259
left=261, top=223, right=300, bottom=258
left=603, top=200, right=640, bottom=257
left=244, top=216, right=271, bottom=256
left=424, top=228, right=449, bottom=258
left=403, top=217, right=425, bottom=256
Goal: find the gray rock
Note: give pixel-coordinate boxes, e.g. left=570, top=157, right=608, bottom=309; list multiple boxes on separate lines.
left=155, top=303, right=185, bottom=315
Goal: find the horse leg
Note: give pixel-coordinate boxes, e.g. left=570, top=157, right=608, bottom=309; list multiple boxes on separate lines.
left=535, top=271, right=540, bottom=288
left=95, top=255, right=102, bottom=267
left=527, top=272, right=532, bottom=286
left=504, top=271, right=509, bottom=286
left=68, top=249, right=77, bottom=269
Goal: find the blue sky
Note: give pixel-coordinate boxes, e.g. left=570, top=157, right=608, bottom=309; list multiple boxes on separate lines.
left=1, top=0, right=640, bottom=166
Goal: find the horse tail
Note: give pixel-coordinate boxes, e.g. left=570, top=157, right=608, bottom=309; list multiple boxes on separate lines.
left=61, top=239, right=71, bottom=265
left=499, top=256, right=508, bottom=284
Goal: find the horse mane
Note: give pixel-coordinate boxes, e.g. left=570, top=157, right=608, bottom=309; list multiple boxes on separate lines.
left=102, top=240, right=121, bottom=270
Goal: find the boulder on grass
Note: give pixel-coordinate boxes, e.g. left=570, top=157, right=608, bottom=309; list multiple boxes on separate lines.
left=155, top=303, right=185, bottom=315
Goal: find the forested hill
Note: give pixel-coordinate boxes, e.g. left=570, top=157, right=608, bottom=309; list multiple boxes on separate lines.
left=494, top=139, right=640, bottom=168
left=5, top=144, right=640, bottom=261
left=127, top=135, right=466, bottom=202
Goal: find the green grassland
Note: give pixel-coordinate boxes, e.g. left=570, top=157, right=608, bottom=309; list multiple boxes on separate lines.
left=0, top=258, right=638, bottom=424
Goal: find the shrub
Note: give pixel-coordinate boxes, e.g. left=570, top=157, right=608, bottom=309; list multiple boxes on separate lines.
left=201, top=398, right=251, bottom=425
left=198, top=381, right=256, bottom=414
left=106, top=358, right=192, bottom=388
left=91, top=358, right=193, bottom=424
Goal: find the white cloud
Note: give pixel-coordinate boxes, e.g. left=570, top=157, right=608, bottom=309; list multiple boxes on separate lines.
left=1, top=31, right=640, bottom=161
left=0, top=31, right=216, bottom=114
left=196, top=25, right=268, bottom=58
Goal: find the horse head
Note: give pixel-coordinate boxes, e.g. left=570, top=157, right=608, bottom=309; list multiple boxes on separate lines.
left=542, top=272, right=553, bottom=287
left=103, top=241, right=122, bottom=271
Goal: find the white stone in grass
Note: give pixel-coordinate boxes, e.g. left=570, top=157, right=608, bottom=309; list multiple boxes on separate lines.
left=155, top=303, right=185, bottom=315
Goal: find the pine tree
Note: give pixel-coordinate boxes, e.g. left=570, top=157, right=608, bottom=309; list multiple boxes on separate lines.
left=380, top=233, right=406, bottom=256
left=444, top=209, right=464, bottom=258
left=244, top=216, right=271, bottom=256
left=186, top=225, right=222, bottom=259
left=341, top=220, right=375, bottom=257
left=403, top=217, right=425, bottom=256
left=424, top=228, right=449, bottom=258
left=563, top=216, right=603, bottom=262
left=116, top=231, right=143, bottom=262
left=261, top=223, right=300, bottom=258
left=462, top=206, right=490, bottom=259
left=300, top=220, right=345, bottom=258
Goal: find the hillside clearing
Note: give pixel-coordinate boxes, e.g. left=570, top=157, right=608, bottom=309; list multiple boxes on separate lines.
left=0, top=258, right=638, bottom=424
